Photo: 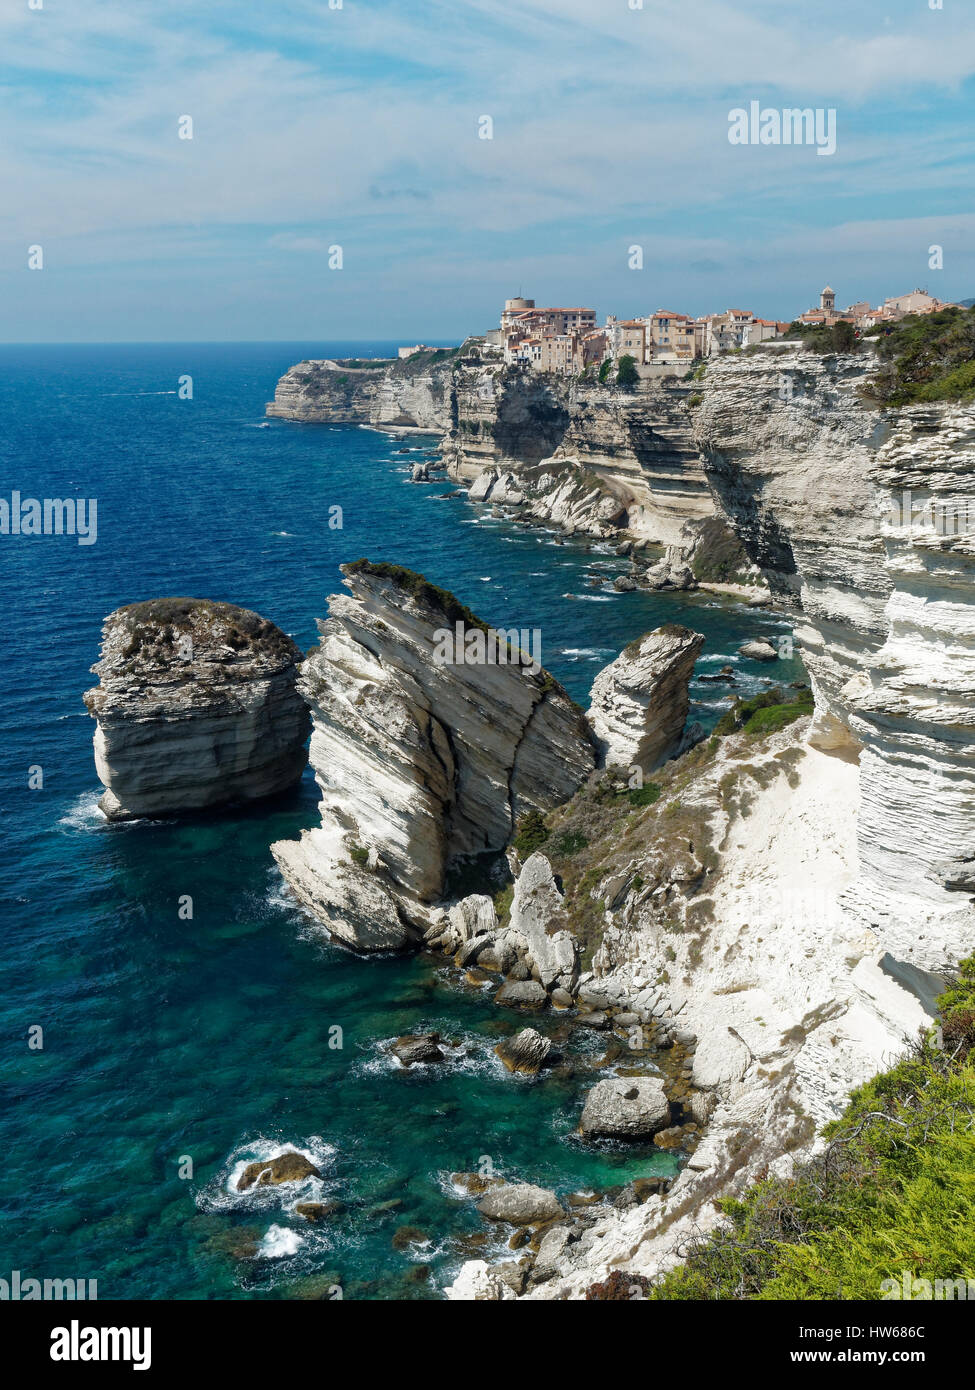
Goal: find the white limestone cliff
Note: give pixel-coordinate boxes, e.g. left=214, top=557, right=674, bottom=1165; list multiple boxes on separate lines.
left=587, top=624, right=705, bottom=769
left=693, top=350, right=975, bottom=973
left=271, top=562, right=598, bottom=950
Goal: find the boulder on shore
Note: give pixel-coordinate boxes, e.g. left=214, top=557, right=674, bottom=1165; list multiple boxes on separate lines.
left=495, top=979, right=548, bottom=1011
left=476, top=1183, right=565, bottom=1225
left=579, top=1078, right=672, bottom=1139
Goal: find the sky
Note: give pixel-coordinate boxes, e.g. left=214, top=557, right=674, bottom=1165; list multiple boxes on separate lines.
left=2, top=0, right=974, bottom=342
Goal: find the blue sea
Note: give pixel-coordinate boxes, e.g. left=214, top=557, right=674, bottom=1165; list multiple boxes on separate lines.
left=0, top=343, right=801, bottom=1299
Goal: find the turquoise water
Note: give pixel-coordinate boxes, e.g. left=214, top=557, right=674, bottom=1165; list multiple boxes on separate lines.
left=0, top=343, right=801, bottom=1298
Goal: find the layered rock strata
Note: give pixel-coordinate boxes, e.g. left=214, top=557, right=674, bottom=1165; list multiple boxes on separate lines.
left=271, top=562, right=598, bottom=951
left=443, top=363, right=716, bottom=546
left=84, top=599, right=309, bottom=820
left=587, top=624, right=705, bottom=769
left=265, top=347, right=462, bottom=432
left=693, top=349, right=975, bottom=970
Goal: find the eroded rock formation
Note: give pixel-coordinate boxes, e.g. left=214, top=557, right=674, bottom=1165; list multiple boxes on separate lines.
left=84, top=599, right=310, bottom=820
left=587, top=624, right=705, bottom=770
left=271, top=562, right=598, bottom=951
left=265, top=350, right=457, bottom=432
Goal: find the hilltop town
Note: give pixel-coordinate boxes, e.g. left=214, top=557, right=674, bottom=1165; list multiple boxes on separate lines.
left=393, top=284, right=966, bottom=379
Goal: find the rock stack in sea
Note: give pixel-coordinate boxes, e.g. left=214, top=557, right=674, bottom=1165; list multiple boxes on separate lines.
left=586, top=624, right=705, bottom=769
left=84, top=598, right=310, bottom=820
left=270, top=561, right=598, bottom=951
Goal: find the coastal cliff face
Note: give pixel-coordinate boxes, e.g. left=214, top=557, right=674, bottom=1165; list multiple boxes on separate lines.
left=692, top=349, right=975, bottom=971
left=445, top=350, right=974, bottom=1301
left=84, top=599, right=310, bottom=820
left=444, top=363, right=716, bottom=546
left=267, top=346, right=720, bottom=548
left=271, top=563, right=598, bottom=951
left=265, top=351, right=457, bottom=432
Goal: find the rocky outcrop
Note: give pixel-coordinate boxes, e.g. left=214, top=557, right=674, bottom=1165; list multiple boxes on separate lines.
left=507, top=853, right=578, bottom=989
left=236, top=1151, right=322, bottom=1191
left=739, top=639, right=778, bottom=661
left=391, top=1033, right=446, bottom=1066
left=587, top=625, right=705, bottom=770
left=495, top=1027, right=552, bottom=1074
left=271, top=562, right=597, bottom=950
left=476, top=1183, right=564, bottom=1225
left=84, top=599, right=310, bottom=821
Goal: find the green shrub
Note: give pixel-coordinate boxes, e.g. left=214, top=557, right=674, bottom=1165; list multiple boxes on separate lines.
left=714, top=688, right=813, bottom=738
left=627, top=782, right=662, bottom=807
left=550, top=830, right=589, bottom=857
left=617, top=354, right=639, bottom=388
left=865, top=305, right=975, bottom=405
left=744, top=699, right=814, bottom=736
left=513, top=809, right=550, bottom=858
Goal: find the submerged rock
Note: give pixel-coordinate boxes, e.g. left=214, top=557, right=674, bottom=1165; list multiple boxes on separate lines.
left=295, top=1200, right=344, bottom=1222
left=391, top=1033, right=446, bottom=1066
left=587, top=624, right=705, bottom=770
left=84, top=599, right=310, bottom=821
left=579, top=1078, right=672, bottom=1139
left=236, top=1151, right=322, bottom=1192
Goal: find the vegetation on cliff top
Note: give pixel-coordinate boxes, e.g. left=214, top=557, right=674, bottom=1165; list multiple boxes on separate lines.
left=344, top=559, right=490, bottom=632
left=863, top=305, right=975, bottom=405
left=784, top=305, right=975, bottom=406
left=713, top=686, right=814, bottom=738
left=784, top=319, right=860, bottom=354
left=645, top=958, right=975, bottom=1300
left=116, top=598, right=298, bottom=663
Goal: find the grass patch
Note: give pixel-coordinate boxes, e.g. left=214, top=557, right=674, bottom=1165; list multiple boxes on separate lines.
left=714, top=687, right=814, bottom=738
